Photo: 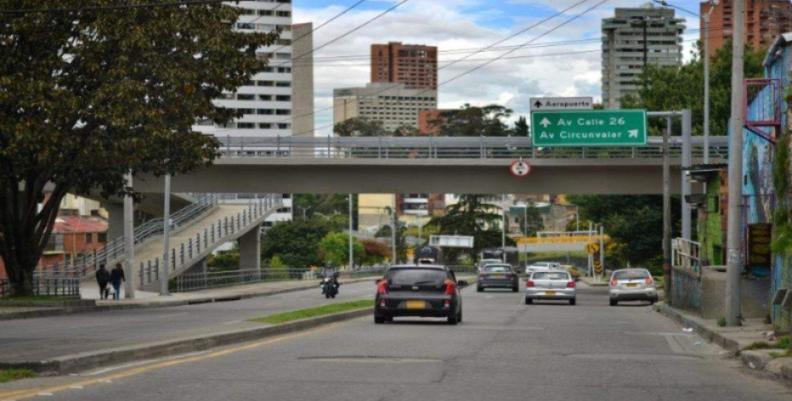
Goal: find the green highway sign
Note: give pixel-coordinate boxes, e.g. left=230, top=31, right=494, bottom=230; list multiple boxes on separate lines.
left=531, top=109, right=647, bottom=147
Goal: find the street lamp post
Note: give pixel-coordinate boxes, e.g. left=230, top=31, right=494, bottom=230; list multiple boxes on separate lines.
left=348, top=193, right=354, bottom=270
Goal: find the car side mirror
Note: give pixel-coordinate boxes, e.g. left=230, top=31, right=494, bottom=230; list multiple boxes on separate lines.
left=457, top=280, right=469, bottom=287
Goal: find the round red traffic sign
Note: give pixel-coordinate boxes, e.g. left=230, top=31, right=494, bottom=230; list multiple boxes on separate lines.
left=509, top=160, right=531, bottom=177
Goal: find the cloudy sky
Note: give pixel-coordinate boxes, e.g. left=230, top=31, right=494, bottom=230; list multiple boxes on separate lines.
left=292, top=0, right=704, bottom=136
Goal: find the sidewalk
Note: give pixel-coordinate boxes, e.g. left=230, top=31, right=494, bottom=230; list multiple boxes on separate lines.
left=655, top=303, right=792, bottom=385
left=0, top=276, right=377, bottom=320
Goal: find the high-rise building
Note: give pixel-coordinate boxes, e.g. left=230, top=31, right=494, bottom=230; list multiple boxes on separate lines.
left=701, top=0, right=792, bottom=58
left=371, top=42, right=438, bottom=90
left=333, top=83, right=437, bottom=132
left=602, top=5, right=685, bottom=108
left=192, top=2, right=315, bottom=226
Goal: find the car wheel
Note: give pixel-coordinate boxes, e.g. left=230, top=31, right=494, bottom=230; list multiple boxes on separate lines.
left=524, top=298, right=533, bottom=305
left=447, top=312, right=459, bottom=325
left=512, top=286, right=518, bottom=292
left=650, top=298, right=657, bottom=305
left=476, top=286, right=483, bottom=292
left=385, top=315, right=393, bottom=322
left=374, top=315, right=385, bottom=324
left=569, top=298, right=576, bottom=306
left=457, top=310, right=463, bottom=323
left=610, top=299, right=617, bottom=306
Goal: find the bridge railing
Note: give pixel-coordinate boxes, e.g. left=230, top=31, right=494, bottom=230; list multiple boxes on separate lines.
left=216, top=136, right=729, bottom=160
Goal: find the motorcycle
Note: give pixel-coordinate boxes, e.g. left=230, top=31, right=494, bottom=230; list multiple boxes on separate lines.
left=320, top=277, right=339, bottom=299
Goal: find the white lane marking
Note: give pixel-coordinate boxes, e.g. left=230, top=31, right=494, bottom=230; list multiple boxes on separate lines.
left=36, top=392, right=53, bottom=397
left=68, top=385, right=83, bottom=389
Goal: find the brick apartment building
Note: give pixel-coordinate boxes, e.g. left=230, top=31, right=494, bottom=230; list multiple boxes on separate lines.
left=701, top=0, right=792, bottom=57
left=371, top=42, right=438, bottom=90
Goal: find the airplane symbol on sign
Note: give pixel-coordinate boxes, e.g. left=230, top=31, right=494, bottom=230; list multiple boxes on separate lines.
left=539, top=118, right=551, bottom=128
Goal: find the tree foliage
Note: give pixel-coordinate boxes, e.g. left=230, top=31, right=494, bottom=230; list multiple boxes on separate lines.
left=0, top=1, right=277, bottom=294
left=513, top=116, right=529, bottom=137
left=293, top=194, right=349, bottom=219
left=361, top=239, right=389, bottom=266
left=333, top=117, right=387, bottom=137
left=261, top=217, right=345, bottom=268
left=318, top=232, right=364, bottom=268
left=430, top=195, right=515, bottom=261
left=568, top=195, right=680, bottom=272
left=622, top=41, right=765, bottom=137
left=428, top=104, right=514, bottom=137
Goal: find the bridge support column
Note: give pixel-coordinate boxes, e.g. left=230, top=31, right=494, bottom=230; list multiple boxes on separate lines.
left=239, top=225, right=261, bottom=274
left=104, top=202, right=124, bottom=240
left=681, top=109, right=693, bottom=241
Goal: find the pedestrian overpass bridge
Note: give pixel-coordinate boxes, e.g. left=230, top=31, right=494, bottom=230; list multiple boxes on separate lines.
left=134, top=136, right=728, bottom=195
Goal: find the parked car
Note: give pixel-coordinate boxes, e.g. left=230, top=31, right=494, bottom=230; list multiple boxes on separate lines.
left=525, top=261, right=562, bottom=275
left=374, top=265, right=465, bottom=325
left=477, top=264, right=519, bottom=292
left=525, top=270, right=576, bottom=305
left=608, top=268, right=658, bottom=306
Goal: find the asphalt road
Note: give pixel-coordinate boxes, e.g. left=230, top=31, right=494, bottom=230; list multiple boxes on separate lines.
left=3, top=285, right=791, bottom=401
left=0, top=281, right=376, bottom=363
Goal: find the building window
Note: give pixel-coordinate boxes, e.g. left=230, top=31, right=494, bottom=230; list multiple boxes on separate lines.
left=276, top=95, right=291, bottom=101
left=276, top=109, right=291, bottom=115
left=98, top=233, right=107, bottom=243
left=278, top=123, right=290, bottom=129
left=237, top=122, right=256, bottom=129
left=237, top=94, right=255, bottom=100
left=257, top=109, right=274, bottom=115
left=259, top=123, right=273, bottom=129
left=276, top=81, right=291, bottom=87
left=85, top=233, right=93, bottom=244
left=258, top=95, right=272, bottom=101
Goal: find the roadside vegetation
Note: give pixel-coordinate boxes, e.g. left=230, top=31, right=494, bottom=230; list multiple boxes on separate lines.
left=250, top=300, right=373, bottom=325
left=0, top=369, right=35, bottom=383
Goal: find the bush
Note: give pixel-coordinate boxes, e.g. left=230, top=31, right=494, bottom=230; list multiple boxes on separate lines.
left=265, top=255, right=290, bottom=280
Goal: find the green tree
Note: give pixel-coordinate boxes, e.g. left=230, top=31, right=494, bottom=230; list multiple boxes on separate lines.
left=375, top=221, right=408, bottom=263
left=319, top=232, right=364, bottom=267
left=261, top=217, right=344, bottom=268
left=293, top=194, right=350, bottom=219
left=513, top=116, right=529, bottom=137
left=333, top=117, right=387, bottom=137
left=430, top=195, right=515, bottom=261
left=622, top=41, right=765, bottom=137
left=428, top=104, right=513, bottom=137
left=517, top=205, right=543, bottom=236
left=266, top=255, right=290, bottom=280
left=568, top=195, right=680, bottom=273
left=0, top=1, right=275, bottom=295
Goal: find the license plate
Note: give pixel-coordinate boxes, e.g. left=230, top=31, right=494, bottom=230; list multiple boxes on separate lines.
left=625, top=283, right=637, bottom=288
left=491, top=274, right=504, bottom=279
left=544, top=291, right=556, bottom=296
left=405, top=300, right=426, bottom=310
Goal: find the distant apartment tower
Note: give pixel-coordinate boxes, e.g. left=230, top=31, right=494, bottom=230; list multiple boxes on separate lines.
left=371, top=42, right=438, bottom=90
left=333, top=83, right=437, bottom=132
left=602, top=5, right=685, bottom=108
left=192, top=2, right=315, bottom=225
left=701, top=0, right=792, bottom=58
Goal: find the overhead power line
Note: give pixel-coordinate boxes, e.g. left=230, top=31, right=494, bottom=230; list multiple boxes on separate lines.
left=268, top=0, right=368, bottom=56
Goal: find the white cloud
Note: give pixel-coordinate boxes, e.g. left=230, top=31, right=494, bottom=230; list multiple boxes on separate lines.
left=293, top=0, right=701, bottom=136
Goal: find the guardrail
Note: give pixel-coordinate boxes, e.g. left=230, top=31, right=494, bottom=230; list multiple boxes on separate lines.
left=172, top=266, right=388, bottom=292
left=216, top=136, right=729, bottom=161
left=0, top=271, right=81, bottom=298
left=138, top=195, right=282, bottom=287
left=672, top=237, right=702, bottom=277
left=41, top=194, right=220, bottom=277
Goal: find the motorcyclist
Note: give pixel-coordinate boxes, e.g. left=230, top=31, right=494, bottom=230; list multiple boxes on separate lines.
left=319, top=264, right=340, bottom=296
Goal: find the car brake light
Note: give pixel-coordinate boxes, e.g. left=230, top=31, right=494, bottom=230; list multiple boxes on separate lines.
left=645, top=276, right=654, bottom=285
left=567, top=281, right=576, bottom=288
left=444, top=279, right=456, bottom=295
left=377, top=280, right=388, bottom=295
left=526, top=280, right=535, bottom=288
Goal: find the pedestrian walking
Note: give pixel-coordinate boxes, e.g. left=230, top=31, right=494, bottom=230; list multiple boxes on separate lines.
left=110, top=263, right=125, bottom=300
left=95, top=264, right=110, bottom=299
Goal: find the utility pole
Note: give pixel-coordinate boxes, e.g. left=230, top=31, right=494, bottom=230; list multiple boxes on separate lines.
left=348, top=194, right=354, bottom=270
left=703, top=1, right=717, bottom=164
left=501, top=195, right=507, bottom=262
left=123, top=172, right=136, bottom=299
left=160, top=174, right=171, bottom=296
left=725, top=0, right=745, bottom=327
left=662, top=116, right=672, bottom=303
left=391, top=208, right=398, bottom=264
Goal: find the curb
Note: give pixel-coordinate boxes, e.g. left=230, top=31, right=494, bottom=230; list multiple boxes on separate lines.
left=0, top=307, right=373, bottom=375
left=0, top=277, right=376, bottom=321
left=653, top=303, right=741, bottom=353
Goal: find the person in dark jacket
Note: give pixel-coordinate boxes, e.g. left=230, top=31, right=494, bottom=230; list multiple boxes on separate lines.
left=110, top=263, right=125, bottom=300
left=95, top=264, right=110, bottom=299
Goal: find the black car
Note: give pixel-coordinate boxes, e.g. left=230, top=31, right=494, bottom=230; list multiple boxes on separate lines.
left=374, top=265, right=464, bottom=325
left=477, top=264, right=519, bottom=292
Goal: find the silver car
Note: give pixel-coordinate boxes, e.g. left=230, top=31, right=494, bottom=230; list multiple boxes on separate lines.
left=525, top=270, right=576, bottom=305
left=609, top=268, right=658, bottom=306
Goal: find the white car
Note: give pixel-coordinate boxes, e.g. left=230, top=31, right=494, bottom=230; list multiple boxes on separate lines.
left=609, top=268, right=658, bottom=306
left=477, top=258, right=504, bottom=272
left=525, top=270, right=576, bottom=305
left=525, top=261, right=562, bottom=275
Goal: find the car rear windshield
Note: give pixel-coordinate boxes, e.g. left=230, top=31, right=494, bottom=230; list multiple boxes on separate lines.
left=387, top=269, right=447, bottom=286
left=483, top=266, right=511, bottom=273
left=614, top=270, right=650, bottom=280
left=532, top=272, right=569, bottom=280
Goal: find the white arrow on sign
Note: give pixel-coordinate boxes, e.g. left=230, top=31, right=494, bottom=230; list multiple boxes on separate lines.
left=628, top=129, right=639, bottom=138
left=539, top=118, right=551, bottom=128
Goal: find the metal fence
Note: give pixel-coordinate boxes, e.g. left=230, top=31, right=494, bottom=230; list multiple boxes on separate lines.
left=0, top=271, right=81, bottom=298
left=41, top=194, right=220, bottom=277
left=672, top=238, right=702, bottom=277
left=172, top=266, right=388, bottom=293
left=216, top=136, right=729, bottom=161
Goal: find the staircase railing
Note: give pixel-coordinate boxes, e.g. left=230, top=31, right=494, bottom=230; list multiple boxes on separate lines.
left=43, top=194, right=219, bottom=277
left=137, top=194, right=282, bottom=287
